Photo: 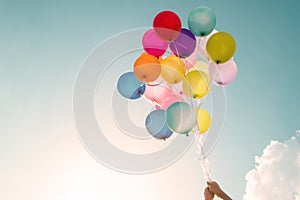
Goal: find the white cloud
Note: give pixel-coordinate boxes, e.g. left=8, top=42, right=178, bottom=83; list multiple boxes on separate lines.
left=243, top=135, right=300, bottom=200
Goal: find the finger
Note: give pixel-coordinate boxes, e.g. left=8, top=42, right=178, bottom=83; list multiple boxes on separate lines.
left=207, top=181, right=212, bottom=186
left=204, top=188, right=208, bottom=194
left=206, top=186, right=211, bottom=192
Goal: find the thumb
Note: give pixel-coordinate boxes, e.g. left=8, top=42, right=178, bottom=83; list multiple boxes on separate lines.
left=207, top=181, right=212, bottom=186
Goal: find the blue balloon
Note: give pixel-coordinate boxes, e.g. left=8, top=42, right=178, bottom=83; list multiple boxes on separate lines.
left=188, top=6, right=216, bottom=37
left=145, top=110, right=173, bottom=140
left=117, top=72, right=145, bottom=99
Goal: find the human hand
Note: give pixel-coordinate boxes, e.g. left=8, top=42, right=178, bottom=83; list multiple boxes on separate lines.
left=207, top=181, right=232, bottom=200
left=204, top=187, right=214, bottom=200
left=207, top=181, right=223, bottom=197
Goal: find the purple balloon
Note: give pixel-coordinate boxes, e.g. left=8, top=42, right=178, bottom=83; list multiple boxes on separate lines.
left=169, top=28, right=196, bottom=58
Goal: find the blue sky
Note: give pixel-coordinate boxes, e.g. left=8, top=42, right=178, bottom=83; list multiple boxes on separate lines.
left=0, top=0, right=299, bottom=199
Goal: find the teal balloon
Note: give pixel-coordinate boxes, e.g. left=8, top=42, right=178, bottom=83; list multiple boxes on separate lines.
left=117, top=72, right=145, bottom=99
left=188, top=6, right=216, bottom=37
left=166, top=102, right=197, bottom=134
left=145, top=110, right=173, bottom=140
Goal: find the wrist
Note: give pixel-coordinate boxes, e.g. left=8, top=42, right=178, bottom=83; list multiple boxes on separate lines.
left=217, top=191, right=232, bottom=200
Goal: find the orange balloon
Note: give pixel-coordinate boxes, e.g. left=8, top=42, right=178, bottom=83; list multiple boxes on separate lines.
left=134, top=52, right=161, bottom=83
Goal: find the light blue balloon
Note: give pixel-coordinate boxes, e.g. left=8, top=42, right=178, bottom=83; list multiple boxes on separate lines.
left=145, top=110, right=173, bottom=140
left=188, top=6, right=216, bottom=37
left=166, top=102, right=196, bottom=134
left=117, top=72, right=145, bottom=99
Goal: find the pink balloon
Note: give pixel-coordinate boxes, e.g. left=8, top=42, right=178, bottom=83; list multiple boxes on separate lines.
left=155, top=105, right=162, bottom=110
left=142, top=29, right=169, bottom=57
left=160, top=95, right=179, bottom=110
left=170, top=82, right=185, bottom=98
left=144, top=84, right=181, bottom=109
left=209, top=59, right=238, bottom=86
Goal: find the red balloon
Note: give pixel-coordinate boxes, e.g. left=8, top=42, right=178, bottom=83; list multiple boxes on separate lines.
left=153, top=11, right=182, bottom=42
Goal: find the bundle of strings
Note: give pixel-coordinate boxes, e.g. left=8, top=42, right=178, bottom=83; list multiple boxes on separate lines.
left=195, top=131, right=212, bottom=182
left=170, top=41, right=213, bottom=182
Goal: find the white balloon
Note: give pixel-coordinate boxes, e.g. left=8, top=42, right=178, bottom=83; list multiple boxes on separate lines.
left=196, top=29, right=218, bottom=60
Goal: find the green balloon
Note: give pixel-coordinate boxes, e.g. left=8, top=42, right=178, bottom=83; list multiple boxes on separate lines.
left=166, top=102, right=197, bottom=134
left=188, top=6, right=216, bottom=37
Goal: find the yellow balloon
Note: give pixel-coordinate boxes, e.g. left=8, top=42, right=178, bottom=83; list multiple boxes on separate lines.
left=183, top=70, right=210, bottom=99
left=190, top=61, right=209, bottom=75
left=197, top=108, right=211, bottom=133
left=160, top=56, right=186, bottom=84
left=206, top=32, right=236, bottom=64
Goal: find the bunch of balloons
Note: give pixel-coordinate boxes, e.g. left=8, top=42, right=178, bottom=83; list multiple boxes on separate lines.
left=117, top=7, right=237, bottom=140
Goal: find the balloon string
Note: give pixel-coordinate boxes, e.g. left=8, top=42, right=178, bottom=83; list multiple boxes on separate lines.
left=215, top=63, right=224, bottom=87
left=197, top=36, right=205, bottom=58
left=190, top=102, right=212, bottom=182
left=197, top=36, right=202, bottom=49
left=195, top=131, right=212, bottom=182
left=170, top=40, right=180, bottom=58
left=189, top=66, right=211, bottom=182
